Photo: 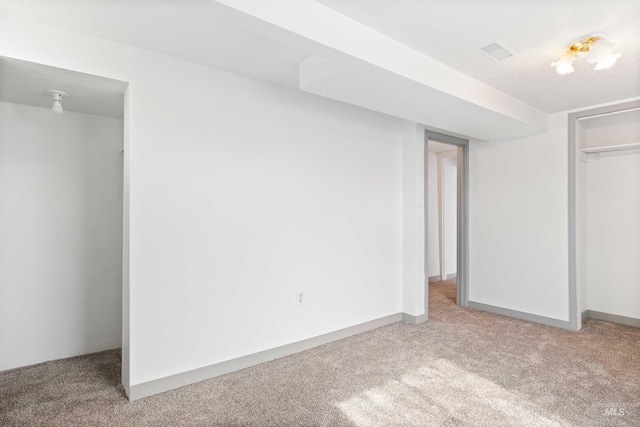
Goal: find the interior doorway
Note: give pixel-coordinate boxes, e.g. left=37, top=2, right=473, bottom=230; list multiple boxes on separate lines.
left=0, top=57, right=128, bottom=375
left=424, top=130, right=469, bottom=314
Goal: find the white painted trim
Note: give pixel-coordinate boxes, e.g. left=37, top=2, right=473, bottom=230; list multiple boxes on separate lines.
left=468, top=301, right=571, bottom=330
left=128, top=313, right=403, bottom=400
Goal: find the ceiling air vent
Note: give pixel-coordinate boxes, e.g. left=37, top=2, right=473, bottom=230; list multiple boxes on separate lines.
left=479, top=41, right=515, bottom=61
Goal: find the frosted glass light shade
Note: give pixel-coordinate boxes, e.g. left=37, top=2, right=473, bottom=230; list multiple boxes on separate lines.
left=594, top=51, right=622, bottom=70
left=51, top=100, right=64, bottom=114
left=47, top=90, right=68, bottom=114
left=585, top=39, right=621, bottom=70
left=551, top=52, right=576, bottom=74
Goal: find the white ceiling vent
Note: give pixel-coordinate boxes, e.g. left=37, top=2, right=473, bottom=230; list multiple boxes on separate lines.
left=479, top=41, right=515, bottom=61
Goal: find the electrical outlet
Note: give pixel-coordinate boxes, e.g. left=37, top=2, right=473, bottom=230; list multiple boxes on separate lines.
left=296, top=290, right=305, bottom=307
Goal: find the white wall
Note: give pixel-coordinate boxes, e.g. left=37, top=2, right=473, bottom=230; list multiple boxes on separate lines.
left=0, top=18, right=404, bottom=387
left=580, top=109, right=640, bottom=149
left=443, top=155, right=457, bottom=276
left=426, top=151, right=440, bottom=278
left=402, top=121, right=426, bottom=318
left=426, top=150, right=456, bottom=280
left=469, top=113, right=569, bottom=321
left=581, top=110, right=640, bottom=319
left=0, top=101, right=123, bottom=371
left=585, top=154, right=640, bottom=318
left=131, top=71, right=403, bottom=385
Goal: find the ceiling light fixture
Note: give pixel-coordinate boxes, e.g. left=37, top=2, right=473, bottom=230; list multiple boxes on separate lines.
left=551, top=33, right=621, bottom=74
left=47, top=89, right=68, bottom=114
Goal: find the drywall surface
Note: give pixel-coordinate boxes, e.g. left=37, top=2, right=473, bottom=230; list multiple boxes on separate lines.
left=128, top=71, right=403, bottom=385
left=585, top=155, right=640, bottom=319
left=469, top=113, right=569, bottom=321
left=0, top=101, right=123, bottom=371
left=427, top=151, right=440, bottom=278
left=443, top=155, right=457, bottom=276
left=580, top=109, right=640, bottom=149
left=402, top=121, right=426, bottom=318
left=0, top=18, right=403, bottom=386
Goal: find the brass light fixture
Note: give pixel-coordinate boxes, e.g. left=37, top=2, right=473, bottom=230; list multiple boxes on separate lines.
left=551, top=33, right=621, bottom=74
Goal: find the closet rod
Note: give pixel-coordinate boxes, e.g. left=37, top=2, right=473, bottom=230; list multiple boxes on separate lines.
left=581, top=142, right=640, bottom=154
left=577, top=106, right=640, bottom=121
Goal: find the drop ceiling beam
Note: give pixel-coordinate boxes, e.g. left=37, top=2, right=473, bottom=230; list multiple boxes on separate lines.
left=216, top=0, right=548, bottom=140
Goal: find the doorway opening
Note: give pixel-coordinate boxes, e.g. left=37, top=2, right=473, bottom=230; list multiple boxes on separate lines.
left=0, top=57, right=128, bottom=387
left=423, top=130, right=469, bottom=318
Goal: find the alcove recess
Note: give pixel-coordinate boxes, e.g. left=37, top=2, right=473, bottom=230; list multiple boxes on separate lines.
left=576, top=102, right=640, bottom=327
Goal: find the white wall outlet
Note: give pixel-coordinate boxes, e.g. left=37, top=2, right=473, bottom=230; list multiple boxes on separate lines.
left=296, top=290, right=305, bottom=307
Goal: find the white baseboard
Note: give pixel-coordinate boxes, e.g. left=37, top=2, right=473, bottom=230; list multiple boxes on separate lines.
left=468, top=301, right=571, bottom=330
left=128, top=312, right=406, bottom=400
left=428, top=275, right=441, bottom=283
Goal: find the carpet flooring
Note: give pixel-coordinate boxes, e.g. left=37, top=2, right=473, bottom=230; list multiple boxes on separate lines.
left=1, top=279, right=639, bottom=426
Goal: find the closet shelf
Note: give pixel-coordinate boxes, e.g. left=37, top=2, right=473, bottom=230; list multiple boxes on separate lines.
left=581, top=142, right=640, bottom=154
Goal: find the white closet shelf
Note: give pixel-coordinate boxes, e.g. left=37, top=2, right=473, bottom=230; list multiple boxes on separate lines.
left=581, top=142, right=640, bottom=154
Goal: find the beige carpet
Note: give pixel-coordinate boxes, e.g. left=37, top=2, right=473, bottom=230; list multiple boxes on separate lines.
left=1, top=279, right=639, bottom=426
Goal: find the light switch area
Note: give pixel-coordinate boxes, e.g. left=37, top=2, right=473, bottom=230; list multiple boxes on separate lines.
left=296, top=290, right=305, bottom=307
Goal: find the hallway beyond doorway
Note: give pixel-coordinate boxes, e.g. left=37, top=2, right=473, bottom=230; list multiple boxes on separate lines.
left=429, top=278, right=457, bottom=314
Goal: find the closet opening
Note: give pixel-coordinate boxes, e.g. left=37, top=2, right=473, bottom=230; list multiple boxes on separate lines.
left=0, top=56, right=129, bottom=391
left=569, top=100, right=640, bottom=330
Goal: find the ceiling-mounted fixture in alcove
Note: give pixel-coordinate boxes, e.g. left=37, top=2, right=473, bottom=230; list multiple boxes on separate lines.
left=47, top=89, right=69, bottom=114
left=551, top=33, right=622, bottom=75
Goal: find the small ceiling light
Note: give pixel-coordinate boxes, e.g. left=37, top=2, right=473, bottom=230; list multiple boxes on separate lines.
left=586, top=39, right=622, bottom=70
left=551, top=52, right=577, bottom=74
left=47, top=89, right=68, bottom=114
left=551, top=33, right=621, bottom=74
